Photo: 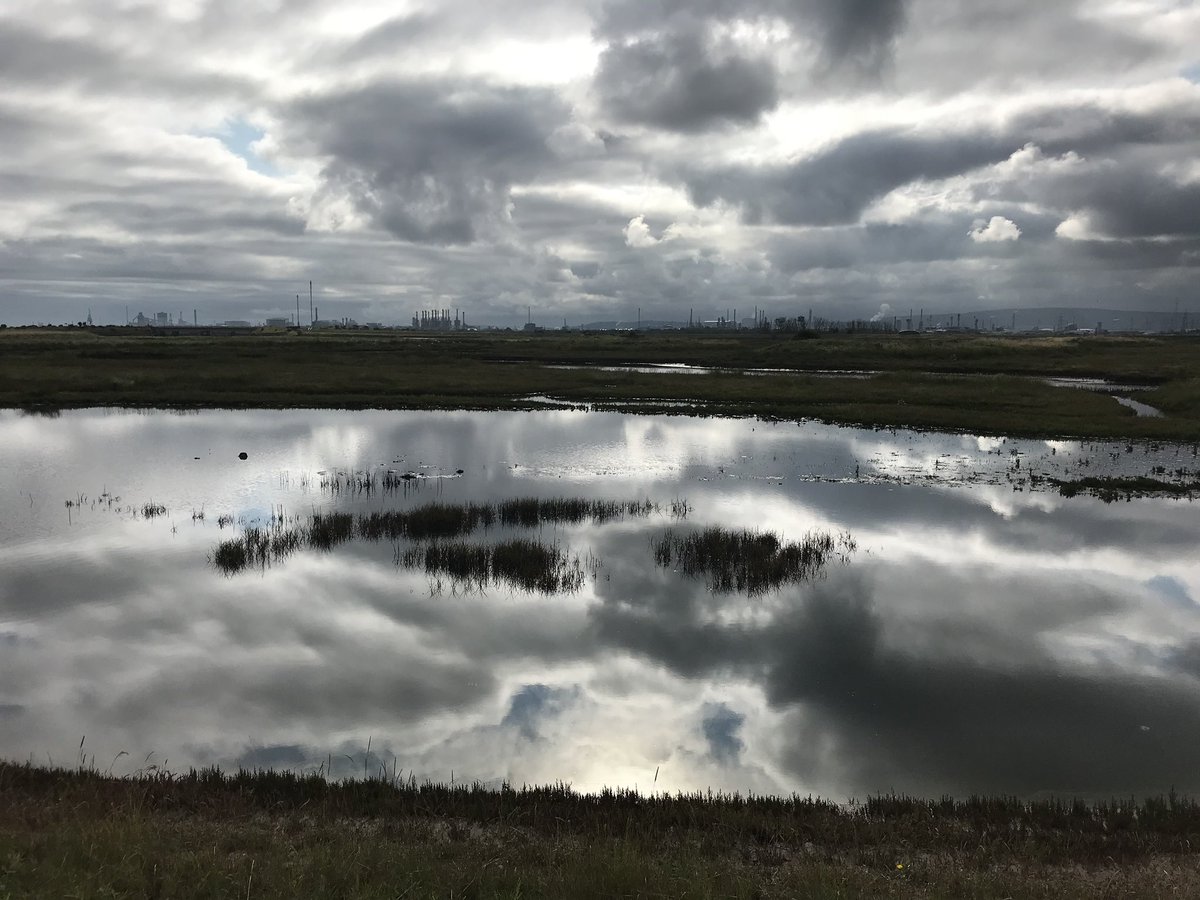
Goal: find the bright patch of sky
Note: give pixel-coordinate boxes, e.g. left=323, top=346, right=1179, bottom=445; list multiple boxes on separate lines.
left=1145, top=575, right=1195, bottom=608
left=213, top=119, right=278, bottom=177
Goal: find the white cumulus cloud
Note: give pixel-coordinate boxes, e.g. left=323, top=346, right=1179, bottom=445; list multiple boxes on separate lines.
left=969, top=216, right=1022, bottom=243
left=624, top=214, right=677, bottom=248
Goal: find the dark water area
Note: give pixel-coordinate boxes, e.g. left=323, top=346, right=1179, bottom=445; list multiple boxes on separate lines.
left=2, top=408, right=1199, bottom=801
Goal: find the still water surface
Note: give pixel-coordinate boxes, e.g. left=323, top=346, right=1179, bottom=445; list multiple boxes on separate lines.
left=2, top=408, right=1199, bottom=799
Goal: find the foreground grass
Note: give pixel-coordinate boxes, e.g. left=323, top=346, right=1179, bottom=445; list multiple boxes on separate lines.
left=3, top=764, right=1200, bottom=898
left=4, top=328, right=1200, bottom=440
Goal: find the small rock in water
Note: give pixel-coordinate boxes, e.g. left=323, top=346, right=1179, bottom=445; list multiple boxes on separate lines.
left=238, top=451, right=248, bottom=460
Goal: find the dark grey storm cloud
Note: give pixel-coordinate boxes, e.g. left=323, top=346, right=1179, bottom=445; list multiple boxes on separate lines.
left=688, top=130, right=996, bottom=225
left=1051, top=168, right=1200, bottom=240
left=595, top=0, right=908, bottom=67
left=683, top=99, right=1200, bottom=227
left=291, top=80, right=570, bottom=244
left=592, top=0, right=908, bottom=130
left=594, top=29, right=780, bottom=132
left=764, top=217, right=1025, bottom=272
left=807, top=0, right=906, bottom=66
left=236, top=743, right=309, bottom=770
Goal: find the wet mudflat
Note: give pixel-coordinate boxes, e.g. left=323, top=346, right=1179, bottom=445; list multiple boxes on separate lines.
left=2, top=407, right=1199, bottom=800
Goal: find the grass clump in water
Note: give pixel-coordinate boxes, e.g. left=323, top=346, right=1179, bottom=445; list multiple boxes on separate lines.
left=1049, top=475, right=1200, bottom=501
left=496, top=497, right=659, bottom=527
left=209, top=497, right=655, bottom=584
left=653, top=527, right=856, bottom=595
left=357, top=502, right=497, bottom=541
left=401, top=538, right=585, bottom=593
left=306, top=512, right=355, bottom=549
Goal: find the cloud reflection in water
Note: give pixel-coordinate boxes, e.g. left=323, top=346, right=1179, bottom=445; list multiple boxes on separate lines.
left=1, top=408, right=1198, bottom=799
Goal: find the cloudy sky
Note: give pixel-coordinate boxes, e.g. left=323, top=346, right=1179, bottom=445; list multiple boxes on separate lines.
left=2, top=0, right=1198, bottom=326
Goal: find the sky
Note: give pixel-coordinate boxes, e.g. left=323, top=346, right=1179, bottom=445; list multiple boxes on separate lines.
left=1, top=0, right=1199, bottom=326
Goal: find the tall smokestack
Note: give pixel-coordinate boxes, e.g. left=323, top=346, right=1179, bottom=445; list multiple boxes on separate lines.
left=309, top=281, right=313, bottom=326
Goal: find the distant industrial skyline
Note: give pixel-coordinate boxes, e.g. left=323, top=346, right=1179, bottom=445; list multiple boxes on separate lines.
left=1, top=1, right=1198, bottom=326
left=31, top=303, right=1196, bottom=336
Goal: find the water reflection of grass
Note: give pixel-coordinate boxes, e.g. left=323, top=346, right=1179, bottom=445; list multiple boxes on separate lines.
left=210, top=500, right=856, bottom=596
left=5, top=762, right=1199, bottom=899
left=1047, top=474, right=1200, bottom=501
left=210, top=498, right=665, bottom=590
left=399, top=538, right=585, bottom=593
left=652, top=527, right=856, bottom=595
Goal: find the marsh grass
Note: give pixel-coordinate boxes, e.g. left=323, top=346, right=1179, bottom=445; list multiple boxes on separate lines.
left=7, top=329, right=1200, bottom=440
left=496, top=497, right=658, bottom=526
left=359, top=502, right=496, bottom=540
left=653, top=527, right=856, bottom=595
left=140, top=501, right=167, bottom=518
left=4, top=762, right=1200, bottom=899
left=320, top=469, right=429, bottom=494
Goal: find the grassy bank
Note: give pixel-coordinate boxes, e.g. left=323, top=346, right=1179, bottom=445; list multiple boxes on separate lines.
left=3, top=763, right=1199, bottom=898
left=3, top=328, right=1200, bottom=440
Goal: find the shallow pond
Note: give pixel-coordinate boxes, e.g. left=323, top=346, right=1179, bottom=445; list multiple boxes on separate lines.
left=2, top=408, right=1199, bottom=800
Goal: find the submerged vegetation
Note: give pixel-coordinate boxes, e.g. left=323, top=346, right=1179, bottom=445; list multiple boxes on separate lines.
left=4, top=762, right=1200, bottom=899
left=653, top=527, right=857, bottom=595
